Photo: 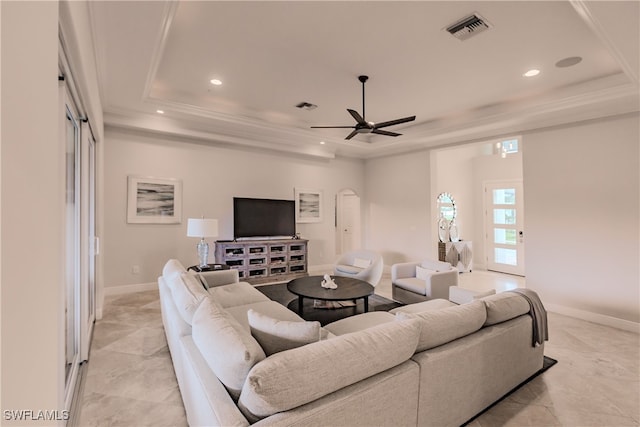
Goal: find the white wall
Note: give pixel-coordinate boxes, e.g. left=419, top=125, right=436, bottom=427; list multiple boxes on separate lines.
left=523, top=113, right=639, bottom=326
left=1, top=1, right=65, bottom=422
left=103, top=128, right=365, bottom=288
left=364, top=150, right=432, bottom=265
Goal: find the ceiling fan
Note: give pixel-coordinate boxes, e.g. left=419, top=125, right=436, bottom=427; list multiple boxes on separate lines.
left=311, top=75, right=416, bottom=140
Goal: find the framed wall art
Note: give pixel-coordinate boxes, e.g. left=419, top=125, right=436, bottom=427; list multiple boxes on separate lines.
left=127, top=176, right=182, bottom=224
left=295, top=188, right=323, bottom=223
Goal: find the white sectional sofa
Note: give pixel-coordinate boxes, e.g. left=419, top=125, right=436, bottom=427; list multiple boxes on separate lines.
left=158, top=259, right=545, bottom=427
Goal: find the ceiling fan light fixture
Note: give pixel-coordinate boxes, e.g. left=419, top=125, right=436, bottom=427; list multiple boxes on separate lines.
left=296, top=102, right=317, bottom=110
left=523, top=69, right=540, bottom=77
left=209, top=79, right=222, bottom=86
left=310, top=75, right=416, bottom=140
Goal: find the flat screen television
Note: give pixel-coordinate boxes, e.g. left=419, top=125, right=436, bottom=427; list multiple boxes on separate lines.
left=233, top=197, right=296, bottom=239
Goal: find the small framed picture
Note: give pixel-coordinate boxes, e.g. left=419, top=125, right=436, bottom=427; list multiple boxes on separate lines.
left=295, top=188, right=323, bottom=223
left=127, top=176, right=182, bottom=224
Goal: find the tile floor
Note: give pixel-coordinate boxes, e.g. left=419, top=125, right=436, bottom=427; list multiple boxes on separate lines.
left=78, top=271, right=639, bottom=426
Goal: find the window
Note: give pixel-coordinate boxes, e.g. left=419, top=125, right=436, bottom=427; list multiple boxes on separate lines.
left=494, top=137, right=520, bottom=157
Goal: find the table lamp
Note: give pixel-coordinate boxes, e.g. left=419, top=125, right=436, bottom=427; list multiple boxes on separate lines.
left=187, top=218, right=218, bottom=268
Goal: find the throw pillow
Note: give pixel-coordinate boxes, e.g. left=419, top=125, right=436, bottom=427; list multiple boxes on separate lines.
left=421, top=259, right=451, bottom=272
left=247, top=309, right=326, bottom=356
left=415, top=265, right=432, bottom=280
left=169, top=271, right=210, bottom=325
left=353, top=257, right=372, bottom=269
left=192, top=298, right=266, bottom=400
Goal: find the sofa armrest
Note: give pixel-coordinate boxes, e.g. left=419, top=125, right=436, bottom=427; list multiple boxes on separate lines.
left=424, top=269, right=459, bottom=299
left=391, top=262, right=420, bottom=282
left=199, top=269, right=239, bottom=288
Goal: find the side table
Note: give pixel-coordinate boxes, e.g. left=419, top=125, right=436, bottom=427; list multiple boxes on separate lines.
left=187, top=264, right=230, bottom=272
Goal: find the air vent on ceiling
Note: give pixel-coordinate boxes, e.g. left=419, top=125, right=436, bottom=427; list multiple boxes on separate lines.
left=446, top=13, right=492, bottom=41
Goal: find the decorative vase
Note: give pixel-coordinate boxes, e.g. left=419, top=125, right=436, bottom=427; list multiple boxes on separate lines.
left=449, top=220, right=459, bottom=242
left=438, top=215, right=449, bottom=243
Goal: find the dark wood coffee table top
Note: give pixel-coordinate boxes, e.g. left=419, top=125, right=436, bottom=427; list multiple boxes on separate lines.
left=287, top=275, right=374, bottom=303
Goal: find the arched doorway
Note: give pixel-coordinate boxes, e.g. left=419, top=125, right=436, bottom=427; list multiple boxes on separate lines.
left=335, top=189, right=361, bottom=254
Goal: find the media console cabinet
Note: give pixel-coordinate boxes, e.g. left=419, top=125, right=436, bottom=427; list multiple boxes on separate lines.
left=214, top=239, right=308, bottom=285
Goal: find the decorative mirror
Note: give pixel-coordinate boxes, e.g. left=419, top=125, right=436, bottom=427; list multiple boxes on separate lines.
left=437, top=192, right=456, bottom=222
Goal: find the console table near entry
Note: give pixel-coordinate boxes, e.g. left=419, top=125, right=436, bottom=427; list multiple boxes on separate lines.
left=215, top=239, right=308, bottom=285
left=438, top=241, right=473, bottom=273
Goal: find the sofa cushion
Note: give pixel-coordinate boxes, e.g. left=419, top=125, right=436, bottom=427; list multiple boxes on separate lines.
left=395, top=300, right=486, bottom=351
left=393, top=277, right=427, bottom=295
left=199, top=269, right=239, bottom=288
left=335, top=264, right=363, bottom=275
left=162, top=259, right=185, bottom=279
left=238, top=318, right=421, bottom=420
left=192, top=298, right=266, bottom=400
left=207, top=281, right=270, bottom=308
left=247, top=309, right=327, bottom=356
left=483, top=292, right=530, bottom=326
left=421, top=259, right=451, bottom=272
left=324, top=311, right=395, bottom=336
left=389, top=299, right=456, bottom=315
left=449, top=286, right=496, bottom=305
left=353, top=257, right=372, bottom=269
left=168, top=272, right=210, bottom=325
left=225, top=300, right=304, bottom=331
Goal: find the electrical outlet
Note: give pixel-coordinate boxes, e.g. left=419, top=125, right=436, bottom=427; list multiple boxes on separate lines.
left=132, top=265, right=140, bottom=274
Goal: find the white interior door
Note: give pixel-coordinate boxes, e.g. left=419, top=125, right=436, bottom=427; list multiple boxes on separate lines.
left=484, top=181, right=525, bottom=276
left=336, top=190, right=361, bottom=254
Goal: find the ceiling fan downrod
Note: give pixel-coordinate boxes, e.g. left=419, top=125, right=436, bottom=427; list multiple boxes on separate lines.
left=359, top=75, right=368, bottom=121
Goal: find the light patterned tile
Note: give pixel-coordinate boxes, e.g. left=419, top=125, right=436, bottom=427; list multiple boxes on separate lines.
left=80, top=275, right=640, bottom=427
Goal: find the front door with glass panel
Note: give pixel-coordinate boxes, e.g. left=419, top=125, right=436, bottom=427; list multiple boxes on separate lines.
left=484, top=181, right=525, bottom=276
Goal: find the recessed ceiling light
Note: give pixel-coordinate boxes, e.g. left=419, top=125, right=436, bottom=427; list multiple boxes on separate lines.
left=555, top=56, right=582, bottom=68
left=523, top=69, right=540, bottom=77
left=320, top=141, right=326, bottom=145
left=156, top=109, right=164, bottom=114
left=210, top=79, right=222, bottom=86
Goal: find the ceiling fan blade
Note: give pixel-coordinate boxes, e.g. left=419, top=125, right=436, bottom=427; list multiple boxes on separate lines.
left=345, top=129, right=359, bottom=140
left=372, top=129, right=402, bottom=137
left=347, top=109, right=367, bottom=126
left=310, top=126, right=356, bottom=129
left=373, top=115, right=416, bottom=129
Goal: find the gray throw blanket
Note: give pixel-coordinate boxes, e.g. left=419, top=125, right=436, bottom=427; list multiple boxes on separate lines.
left=509, top=288, right=549, bottom=347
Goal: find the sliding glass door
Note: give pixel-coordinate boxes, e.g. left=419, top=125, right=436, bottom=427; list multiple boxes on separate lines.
left=63, top=97, right=81, bottom=408
left=61, top=83, right=97, bottom=419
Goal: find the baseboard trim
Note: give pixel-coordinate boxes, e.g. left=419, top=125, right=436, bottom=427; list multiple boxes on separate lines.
left=546, top=303, right=639, bottom=333
left=103, top=282, right=157, bottom=296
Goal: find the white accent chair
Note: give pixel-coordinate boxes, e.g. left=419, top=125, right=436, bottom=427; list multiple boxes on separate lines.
left=391, top=259, right=459, bottom=304
left=333, top=249, right=384, bottom=287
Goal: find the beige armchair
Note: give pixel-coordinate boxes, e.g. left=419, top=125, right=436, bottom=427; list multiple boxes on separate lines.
left=333, top=249, right=384, bottom=287
left=391, top=259, right=459, bottom=304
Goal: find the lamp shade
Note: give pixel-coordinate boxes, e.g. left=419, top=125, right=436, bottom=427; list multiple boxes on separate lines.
left=187, top=218, right=218, bottom=238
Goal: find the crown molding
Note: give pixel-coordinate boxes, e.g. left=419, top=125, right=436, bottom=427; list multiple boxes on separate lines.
left=104, top=110, right=337, bottom=160
left=104, top=75, right=638, bottom=160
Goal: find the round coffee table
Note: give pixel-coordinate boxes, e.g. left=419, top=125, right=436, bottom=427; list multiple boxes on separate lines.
left=287, top=275, right=374, bottom=316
